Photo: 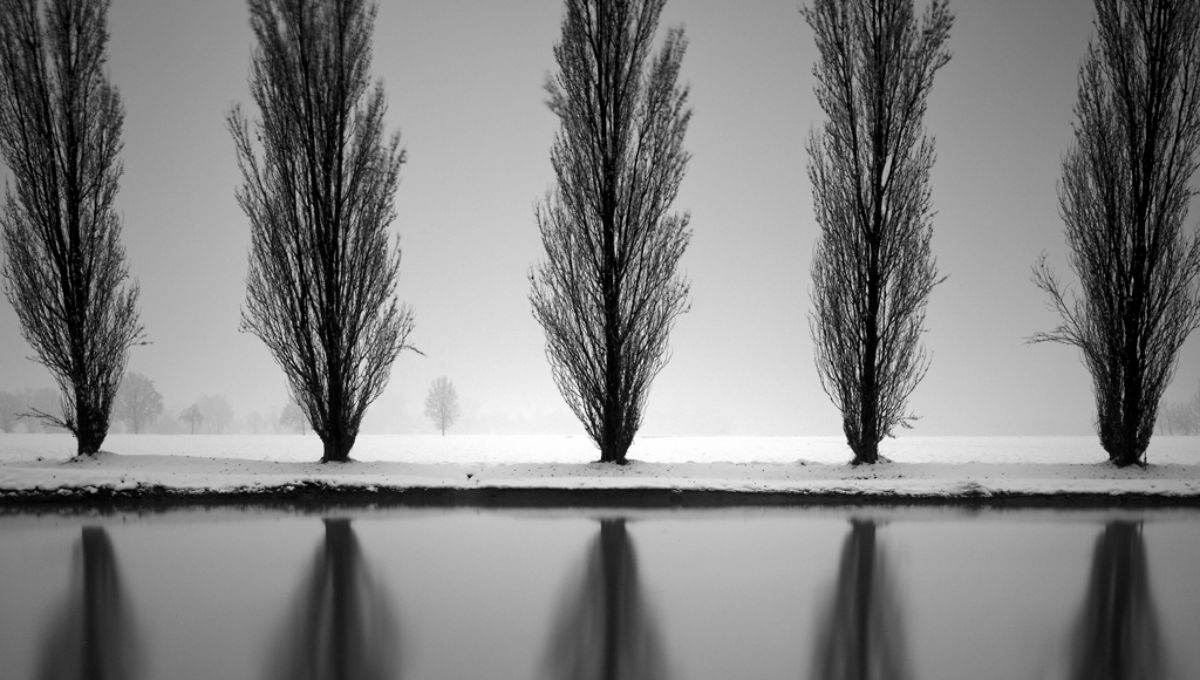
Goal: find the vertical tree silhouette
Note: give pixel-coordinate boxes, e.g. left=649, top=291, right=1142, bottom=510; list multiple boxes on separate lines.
left=229, top=0, right=416, bottom=463
left=0, top=0, right=144, bottom=456
left=1032, top=0, right=1200, bottom=467
left=1067, top=521, right=1165, bottom=680
left=810, top=519, right=910, bottom=680
left=268, top=518, right=398, bottom=680
left=37, top=526, right=139, bottom=680
left=804, top=0, right=952, bottom=464
left=542, top=519, right=669, bottom=680
left=530, top=0, right=693, bottom=464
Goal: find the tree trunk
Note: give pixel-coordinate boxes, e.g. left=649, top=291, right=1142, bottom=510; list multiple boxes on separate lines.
left=855, top=347, right=881, bottom=466
left=75, top=392, right=106, bottom=457
left=849, top=429, right=879, bottom=466
left=1109, top=421, right=1146, bottom=468
left=599, top=439, right=618, bottom=464
left=598, top=427, right=633, bottom=464
left=601, top=252, right=624, bottom=465
left=599, top=256, right=631, bottom=464
left=321, top=427, right=355, bottom=463
left=76, top=426, right=105, bottom=457
left=1111, top=302, right=1146, bottom=468
left=853, top=246, right=882, bottom=466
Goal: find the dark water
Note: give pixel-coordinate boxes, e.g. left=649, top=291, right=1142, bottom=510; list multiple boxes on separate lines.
left=1, top=507, right=1198, bottom=679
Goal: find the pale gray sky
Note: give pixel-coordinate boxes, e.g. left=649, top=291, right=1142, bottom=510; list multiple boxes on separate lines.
left=0, top=0, right=1197, bottom=436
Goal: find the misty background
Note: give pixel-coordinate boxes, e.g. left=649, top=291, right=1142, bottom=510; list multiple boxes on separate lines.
left=0, top=0, right=1197, bottom=436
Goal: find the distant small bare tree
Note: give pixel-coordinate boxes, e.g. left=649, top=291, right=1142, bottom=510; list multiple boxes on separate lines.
left=1033, top=0, right=1200, bottom=467
left=1161, top=401, right=1190, bottom=435
left=1193, top=382, right=1200, bottom=433
left=0, top=0, right=144, bottom=456
left=179, top=404, right=203, bottom=435
left=530, top=0, right=693, bottom=464
left=245, top=411, right=266, bottom=434
left=279, top=400, right=306, bottom=434
left=804, top=0, right=952, bottom=464
left=0, top=390, right=17, bottom=432
left=424, top=376, right=460, bottom=436
left=195, top=394, right=234, bottom=435
left=1159, top=380, right=1200, bottom=435
left=229, top=0, right=416, bottom=463
left=114, top=372, right=163, bottom=434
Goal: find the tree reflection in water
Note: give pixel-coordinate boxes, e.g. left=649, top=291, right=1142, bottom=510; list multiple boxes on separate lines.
left=38, top=526, right=139, bottom=680
left=811, top=518, right=910, bottom=680
left=542, top=518, right=669, bottom=680
left=1069, top=521, right=1165, bottom=680
left=267, top=518, right=398, bottom=680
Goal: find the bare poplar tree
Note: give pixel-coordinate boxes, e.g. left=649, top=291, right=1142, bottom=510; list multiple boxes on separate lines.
left=1033, top=0, right=1200, bottom=467
left=0, top=0, right=143, bottom=457
left=423, top=375, right=460, bottom=436
left=804, top=0, right=952, bottom=465
left=530, top=0, right=692, bottom=465
left=229, top=0, right=416, bottom=463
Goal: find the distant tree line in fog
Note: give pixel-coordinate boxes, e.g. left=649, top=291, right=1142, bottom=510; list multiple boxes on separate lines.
left=0, top=0, right=1199, bottom=467
left=0, top=387, right=63, bottom=433
left=1156, top=381, right=1200, bottom=436
left=0, top=380, right=312, bottom=436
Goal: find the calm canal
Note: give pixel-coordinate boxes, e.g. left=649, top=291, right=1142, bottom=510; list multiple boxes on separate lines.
left=1, top=506, right=1197, bottom=679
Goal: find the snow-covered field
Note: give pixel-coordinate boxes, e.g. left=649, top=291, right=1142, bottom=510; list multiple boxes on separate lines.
left=1, top=434, right=1198, bottom=500
left=2, top=432, right=1199, bottom=465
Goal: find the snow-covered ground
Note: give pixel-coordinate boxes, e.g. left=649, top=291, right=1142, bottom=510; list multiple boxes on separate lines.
left=2, top=432, right=1199, bottom=465
left=1, top=434, right=1199, bottom=500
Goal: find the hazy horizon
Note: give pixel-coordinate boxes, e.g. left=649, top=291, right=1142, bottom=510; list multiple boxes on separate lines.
left=1, top=0, right=1198, bottom=437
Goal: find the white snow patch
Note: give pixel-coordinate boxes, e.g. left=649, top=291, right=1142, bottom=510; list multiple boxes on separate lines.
left=0, top=434, right=1197, bottom=498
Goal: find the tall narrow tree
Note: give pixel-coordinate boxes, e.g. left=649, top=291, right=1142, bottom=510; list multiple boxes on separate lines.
left=1033, top=0, right=1200, bottom=467
left=530, top=0, right=692, bottom=465
left=229, top=0, right=416, bottom=463
left=804, top=0, right=952, bottom=465
left=0, top=0, right=143, bottom=457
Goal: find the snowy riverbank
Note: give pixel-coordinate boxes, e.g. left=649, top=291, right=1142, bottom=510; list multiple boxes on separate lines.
left=1, top=434, right=1199, bottom=503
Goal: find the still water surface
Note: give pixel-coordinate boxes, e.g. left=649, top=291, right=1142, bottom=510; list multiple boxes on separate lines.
left=1, top=506, right=1198, bottom=679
